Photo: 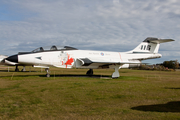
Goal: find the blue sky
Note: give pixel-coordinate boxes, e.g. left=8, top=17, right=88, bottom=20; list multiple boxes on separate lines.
left=0, top=0, right=180, bottom=64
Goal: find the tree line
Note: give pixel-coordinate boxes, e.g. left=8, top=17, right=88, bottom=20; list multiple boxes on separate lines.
left=161, top=60, right=179, bottom=69
left=136, top=60, right=179, bottom=71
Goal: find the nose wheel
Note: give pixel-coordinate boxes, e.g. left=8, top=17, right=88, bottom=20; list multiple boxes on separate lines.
left=15, top=66, right=19, bottom=72
left=45, top=68, right=50, bottom=77
left=21, top=66, right=26, bottom=72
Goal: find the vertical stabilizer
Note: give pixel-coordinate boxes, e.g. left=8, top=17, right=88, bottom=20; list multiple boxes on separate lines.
left=132, top=37, right=174, bottom=54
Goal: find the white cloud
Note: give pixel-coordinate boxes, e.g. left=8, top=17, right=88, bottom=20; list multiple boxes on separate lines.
left=0, top=0, right=179, bottom=63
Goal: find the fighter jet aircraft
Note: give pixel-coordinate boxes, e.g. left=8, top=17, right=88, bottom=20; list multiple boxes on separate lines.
left=5, top=37, right=174, bottom=78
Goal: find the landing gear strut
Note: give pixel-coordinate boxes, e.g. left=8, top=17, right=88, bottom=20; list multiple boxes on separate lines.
left=86, top=69, right=93, bottom=76
left=15, top=66, right=19, bottom=72
left=45, top=68, right=50, bottom=77
left=21, top=66, right=26, bottom=72
left=112, top=66, right=120, bottom=78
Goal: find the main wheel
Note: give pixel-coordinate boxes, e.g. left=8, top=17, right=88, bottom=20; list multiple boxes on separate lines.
left=86, top=69, right=93, bottom=76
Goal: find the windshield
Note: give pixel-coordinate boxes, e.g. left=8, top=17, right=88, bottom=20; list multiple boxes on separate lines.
left=32, top=45, right=78, bottom=53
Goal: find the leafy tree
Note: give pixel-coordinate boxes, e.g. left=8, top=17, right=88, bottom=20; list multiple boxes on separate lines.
left=162, top=60, right=179, bottom=69
left=174, top=60, right=179, bottom=69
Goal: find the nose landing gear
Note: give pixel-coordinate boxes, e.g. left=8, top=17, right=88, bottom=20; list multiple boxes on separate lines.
left=45, top=68, right=50, bottom=77
left=15, top=66, right=19, bottom=72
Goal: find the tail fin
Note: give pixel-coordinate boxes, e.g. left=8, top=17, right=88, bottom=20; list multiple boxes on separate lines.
left=132, top=37, right=175, bottom=53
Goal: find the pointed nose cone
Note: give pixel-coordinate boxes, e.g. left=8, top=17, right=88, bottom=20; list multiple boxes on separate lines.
left=6, top=54, right=18, bottom=63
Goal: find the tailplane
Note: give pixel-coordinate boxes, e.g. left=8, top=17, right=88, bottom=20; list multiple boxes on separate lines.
left=132, top=37, right=175, bottom=53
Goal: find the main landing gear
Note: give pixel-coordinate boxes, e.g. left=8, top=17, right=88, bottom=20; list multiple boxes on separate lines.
left=86, top=67, right=120, bottom=78
left=112, top=66, right=120, bottom=78
left=86, top=69, right=93, bottom=76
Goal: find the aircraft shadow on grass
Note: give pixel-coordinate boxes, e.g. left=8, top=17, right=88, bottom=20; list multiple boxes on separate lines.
left=39, top=74, right=112, bottom=79
left=131, top=101, right=180, bottom=112
left=164, top=87, right=180, bottom=90
left=0, top=69, right=37, bottom=72
left=0, top=73, right=111, bottom=79
left=0, top=69, right=112, bottom=78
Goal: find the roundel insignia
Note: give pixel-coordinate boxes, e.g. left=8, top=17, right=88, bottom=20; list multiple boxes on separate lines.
left=101, top=53, right=104, bottom=56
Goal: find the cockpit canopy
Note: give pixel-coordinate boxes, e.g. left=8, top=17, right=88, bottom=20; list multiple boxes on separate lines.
left=32, top=46, right=78, bottom=53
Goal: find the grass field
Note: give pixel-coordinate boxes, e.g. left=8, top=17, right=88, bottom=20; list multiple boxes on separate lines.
left=0, top=66, right=180, bottom=120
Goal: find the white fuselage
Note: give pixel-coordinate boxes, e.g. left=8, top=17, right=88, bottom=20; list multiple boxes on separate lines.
left=17, top=50, right=161, bottom=69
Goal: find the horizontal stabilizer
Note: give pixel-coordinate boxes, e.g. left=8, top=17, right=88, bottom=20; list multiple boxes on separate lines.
left=143, top=37, right=175, bottom=44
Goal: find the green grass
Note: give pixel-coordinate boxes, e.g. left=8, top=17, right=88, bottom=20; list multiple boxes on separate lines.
left=0, top=66, right=180, bottom=119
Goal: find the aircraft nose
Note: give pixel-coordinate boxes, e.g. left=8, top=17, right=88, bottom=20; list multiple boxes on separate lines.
left=6, top=54, right=18, bottom=63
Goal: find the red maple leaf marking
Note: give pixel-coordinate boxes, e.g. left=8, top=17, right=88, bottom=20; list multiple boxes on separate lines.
left=65, top=55, right=74, bottom=68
